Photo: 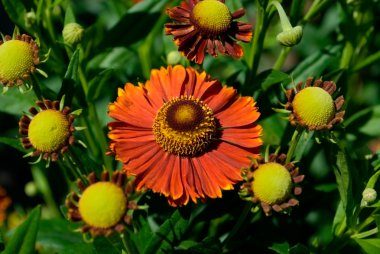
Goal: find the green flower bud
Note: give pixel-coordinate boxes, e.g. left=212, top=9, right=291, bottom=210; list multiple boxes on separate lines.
left=276, top=26, right=303, bottom=47
left=25, top=11, right=36, bottom=28
left=362, top=188, right=377, bottom=204
left=62, top=23, right=84, bottom=46
left=167, top=51, right=182, bottom=65
left=268, top=1, right=303, bottom=47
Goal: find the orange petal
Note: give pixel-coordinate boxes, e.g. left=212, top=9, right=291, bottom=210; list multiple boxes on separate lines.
left=215, top=96, right=260, bottom=127
left=221, top=124, right=262, bottom=148
left=203, top=86, right=236, bottom=113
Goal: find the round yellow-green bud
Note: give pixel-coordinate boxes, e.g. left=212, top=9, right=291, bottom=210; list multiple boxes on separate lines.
left=362, top=188, right=377, bottom=204
left=24, top=181, right=38, bottom=197
left=167, top=51, right=182, bottom=65
left=62, top=23, right=84, bottom=46
left=276, top=25, right=303, bottom=47
left=252, top=162, right=292, bottom=205
left=292, top=87, right=335, bottom=128
left=28, top=110, right=70, bottom=153
left=78, top=182, right=127, bottom=228
left=0, top=40, right=34, bottom=82
left=191, top=0, right=232, bottom=35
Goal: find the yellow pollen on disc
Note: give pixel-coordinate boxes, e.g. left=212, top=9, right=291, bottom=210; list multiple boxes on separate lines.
left=191, top=0, right=232, bottom=35
left=0, top=40, right=34, bottom=82
left=292, top=87, right=335, bottom=128
left=252, top=163, right=292, bottom=205
left=174, top=105, right=196, bottom=125
left=28, top=110, right=70, bottom=153
left=153, top=96, right=216, bottom=157
left=79, top=182, right=127, bottom=228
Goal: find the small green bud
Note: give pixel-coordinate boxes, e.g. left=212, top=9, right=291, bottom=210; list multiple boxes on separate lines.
left=25, top=11, right=36, bottom=28
left=362, top=188, right=377, bottom=204
left=24, top=181, right=38, bottom=197
left=62, top=23, right=84, bottom=46
left=276, top=25, right=303, bottom=47
left=167, top=51, right=182, bottom=65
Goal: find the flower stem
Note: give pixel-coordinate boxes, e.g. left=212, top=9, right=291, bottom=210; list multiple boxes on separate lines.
left=286, top=128, right=302, bottom=163
left=273, top=47, right=291, bottom=70
left=303, top=0, right=332, bottom=22
left=77, top=56, right=113, bottom=171
left=351, top=227, right=379, bottom=239
left=63, top=152, right=87, bottom=184
left=246, top=1, right=271, bottom=89
left=31, top=165, right=61, bottom=217
left=222, top=202, right=252, bottom=244
left=268, top=1, right=293, bottom=31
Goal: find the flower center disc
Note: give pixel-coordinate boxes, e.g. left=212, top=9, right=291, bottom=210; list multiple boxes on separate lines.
left=191, top=0, right=232, bottom=35
left=293, top=87, right=335, bottom=128
left=0, top=40, right=34, bottom=81
left=79, top=182, right=127, bottom=228
left=153, top=96, right=216, bottom=157
left=28, top=109, right=70, bottom=153
left=252, top=163, right=292, bottom=205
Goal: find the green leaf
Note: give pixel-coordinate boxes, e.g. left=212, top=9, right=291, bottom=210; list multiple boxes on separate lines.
left=3, top=206, right=41, bottom=254
left=269, top=242, right=289, bottom=254
left=0, top=88, right=36, bottom=116
left=345, top=105, right=380, bottom=137
left=0, top=230, right=4, bottom=251
left=184, top=237, right=222, bottom=254
left=257, top=69, right=291, bottom=91
left=0, top=137, right=27, bottom=153
left=36, top=219, right=95, bottom=254
left=289, top=243, right=309, bottom=254
left=354, top=238, right=380, bottom=254
left=93, top=236, right=123, bottom=254
left=1, top=0, right=29, bottom=33
left=143, top=209, right=190, bottom=254
left=64, top=4, right=76, bottom=25
left=289, top=45, right=342, bottom=85
left=330, top=144, right=355, bottom=227
left=100, top=0, right=170, bottom=48
left=58, top=49, right=80, bottom=106
left=86, top=69, right=114, bottom=101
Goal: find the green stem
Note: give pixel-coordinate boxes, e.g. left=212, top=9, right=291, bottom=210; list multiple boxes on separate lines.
left=268, top=1, right=293, bottom=31
left=79, top=115, right=98, bottom=154
left=357, top=207, right=380, bottom=232
left=247, top=2, right=264, bottom=70
left=31, top=74, right=43, bottom=100
left=31, top=165, right=61, bottom=217
left=351, top=227, right=379, bottom=239
left=88, top=103, right=113, bottom=171
left=222, top=203, right=252, bottom=244
left=352, top=50, right=380, bottom=72
left=339, top=41, right=354, bottom=70
left=286, top=128, right=302, bottom=163
left=121, top=233, right=137, bottom=254
left=303, top=0, right=331, bottom=23
left=273, top=47, right=291, bottom=70
left=63, top=153, right=87, bottom=184
left=77, top=56, right=113, bottom=170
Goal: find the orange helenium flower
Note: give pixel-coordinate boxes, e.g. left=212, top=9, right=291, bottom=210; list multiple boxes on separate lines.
left=165, top=0, right=252, bottom=64
left=108, top=65, right=262, bottom=206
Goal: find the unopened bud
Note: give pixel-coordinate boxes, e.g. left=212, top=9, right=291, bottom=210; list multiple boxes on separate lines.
left=362, top=188, right=377, bottom=204
left=276, top=26, right=303, bottom=47
left=167, top=51, right=182, bottom=65
left=62, top=23, right=84, bottom=46
left=25, top=11, right=36, bottom=28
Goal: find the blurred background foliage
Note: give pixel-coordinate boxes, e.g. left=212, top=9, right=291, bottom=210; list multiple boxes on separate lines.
left=0, top=0, right=380, bottom=253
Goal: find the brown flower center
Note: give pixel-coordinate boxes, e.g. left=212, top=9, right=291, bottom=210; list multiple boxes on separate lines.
left=191, top=0, right=232, bottom=36
left=153, top=96, right=216, bottom=156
